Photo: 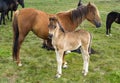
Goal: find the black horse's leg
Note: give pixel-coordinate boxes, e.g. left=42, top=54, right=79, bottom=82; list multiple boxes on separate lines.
left=106, top=19, right=114, bottom=36
left=1, top=12, right=6, bottom=25
left=0, top=13, right=2, bottom=25
left=10, top=10, right=13, bottom=21
left=6, top=10, right=9, bottom=20
left=108, top=21, right=114, bottom=36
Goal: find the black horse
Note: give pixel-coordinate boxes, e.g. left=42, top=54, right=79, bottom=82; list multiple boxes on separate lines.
left=106, top=11, right=120, bottom=36
left=17, top=0, right=24, bottom=8
left=0, top=0, right=18, bottom=25
left=7, top=0, right=24, bottom=21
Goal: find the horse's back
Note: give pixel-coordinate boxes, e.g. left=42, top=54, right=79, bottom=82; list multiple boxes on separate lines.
left=107, top=11, right=118, bottom=18
left=75, top=29, right=90, bottom=42
left=107, top=11, right=120, bottom=24
left=14, top=8, right=50, bottom=39
left=75, top=29, right=90, bottom=36
left=0, top=0, right=8, bottom=11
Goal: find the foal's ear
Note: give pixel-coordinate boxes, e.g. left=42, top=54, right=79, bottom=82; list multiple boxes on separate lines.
left=87, top=2, right=92, bottom=7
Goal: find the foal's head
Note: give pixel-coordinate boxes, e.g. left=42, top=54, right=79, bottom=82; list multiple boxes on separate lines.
left=86, top=2, right=101, bottom=28
left=48, top=17, right=58, bottom=39
left=48, top=17, right=65, bottom=39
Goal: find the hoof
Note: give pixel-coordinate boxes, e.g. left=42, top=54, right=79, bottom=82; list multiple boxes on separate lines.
left=106, top=34, right=112, bottom=37
left=83, top=72, right=87, bottom=76
left=63, top=64, right=68, bottom=69
left=18, top=63, right=22, bottom=66
left=82, top=70, right=88, bottom=76
left=65, top=51, right=71, bottom=54
left=106, top=35, right=109, bottom=37
left=55, top=73, right=61, bottom=78
left=63, top=62, right=68, bottom=69
left=109, top=34, right=112, bottom=36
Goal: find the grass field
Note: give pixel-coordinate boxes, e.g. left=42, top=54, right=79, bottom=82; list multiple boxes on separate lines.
left=0, top=0, right=120, bottom=83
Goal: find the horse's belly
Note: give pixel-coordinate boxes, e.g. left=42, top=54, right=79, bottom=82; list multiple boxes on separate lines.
left=65, top=42, right=81, bottom=51
left=32, top=28, right=49, bottom=39
left=61, top=39, right=81, bottom=51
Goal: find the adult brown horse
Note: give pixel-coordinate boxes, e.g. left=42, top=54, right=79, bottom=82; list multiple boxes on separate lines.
left=12, top=2, right=101, bottom=66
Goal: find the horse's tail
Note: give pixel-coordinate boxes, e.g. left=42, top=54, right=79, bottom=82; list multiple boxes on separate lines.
left=12, top=10, right=19, bottom=61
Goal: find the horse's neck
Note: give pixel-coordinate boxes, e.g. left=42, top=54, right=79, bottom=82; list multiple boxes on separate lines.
left=57, top=7, right=87, bottom=31
left=71, top=6, right=88, bottom=26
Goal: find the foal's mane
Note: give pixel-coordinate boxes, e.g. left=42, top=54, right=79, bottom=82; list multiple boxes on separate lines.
left=57, top=21, right=65, bottom=33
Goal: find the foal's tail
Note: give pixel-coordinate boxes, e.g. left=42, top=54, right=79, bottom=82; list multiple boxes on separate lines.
left=12, top=10, right=19, bottom=61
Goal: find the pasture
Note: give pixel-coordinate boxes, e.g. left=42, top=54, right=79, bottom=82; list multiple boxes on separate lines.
left=0, top=0, right=120, bottom=83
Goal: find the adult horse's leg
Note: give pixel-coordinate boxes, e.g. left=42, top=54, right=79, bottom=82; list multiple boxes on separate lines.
left=42, top=39, right=54, bottom=50
left=10, top=10, right=13, bottom=21
left=12, top=11, right=29, bottom=66
left=13, top=32, right=28, bottom=66
left=42, top=40, right=47, bottom=48
left=6, top=11, right=10, bottom=20
left=106, top=15, right=114, bottom=36
left=106, top=20, right=113, bottom=36
left=2, top=12, right=6, bottom=25
left=0, top=12, right=6, bottom=25
left=46, top=39, right=54, bottom=50
left=0, top=13, right=2, bottom=25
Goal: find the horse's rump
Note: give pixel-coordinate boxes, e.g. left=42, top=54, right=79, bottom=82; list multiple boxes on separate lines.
left=15, top=8, right=50, bottom=39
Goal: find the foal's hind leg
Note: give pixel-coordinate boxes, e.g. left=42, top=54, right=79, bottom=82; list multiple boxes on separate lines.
left=62, top=52, right=68, bottom=68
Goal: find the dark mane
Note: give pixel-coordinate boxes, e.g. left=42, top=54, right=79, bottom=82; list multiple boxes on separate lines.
left=71, top=5, right=87, bottom=22
left=57, top=21, right=65, bottom=33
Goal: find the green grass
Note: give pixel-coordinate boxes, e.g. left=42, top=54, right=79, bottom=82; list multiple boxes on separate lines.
left=0, top=0, right=120, bottom=83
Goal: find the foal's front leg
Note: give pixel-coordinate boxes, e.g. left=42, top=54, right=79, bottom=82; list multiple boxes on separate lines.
left=55, top=50, right=64, bottom=78
left=81, top=48, right=90, bottom=76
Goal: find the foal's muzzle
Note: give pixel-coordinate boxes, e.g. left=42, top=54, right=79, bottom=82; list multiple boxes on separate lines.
left=48, top=34, right=53, bottom=39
